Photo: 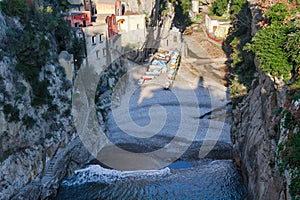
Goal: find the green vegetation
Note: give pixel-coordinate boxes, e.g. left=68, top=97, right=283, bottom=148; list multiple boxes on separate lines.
left=265, top=3, right=288, bottom=25
left=230, top=0, right=247, bottom=15
left=244, top=4, right=299, bottom=84
left=170, top=0, right=192, bottom=29
left=22, top=115, right=36, bottom=129
left=211, top=0, right=246, bottom=17
left=282, top=109, right=297, bottom=129
left=244, top=25, right=292, bottom=81
left=225, top=2, right=300, bottom=103
left=223, top=1, right=255, bottom=101
left=69, top=37, right=86, bottom=70
left=277, top=91, right=300, bottom=199
left=277, top=111, right=300, bottom=199
left=3, top=104, right=20, bottom=122
left=222, top=2, right=300, bottom=198
left=243, top=5, right=300, bottom=199
left=0, top=0, right=83, bottom=110
left=210, top=0, right=255, bottom=103
left=0, top=0, right=27, bottom=17
left=211, top=0, right=229, bottom=16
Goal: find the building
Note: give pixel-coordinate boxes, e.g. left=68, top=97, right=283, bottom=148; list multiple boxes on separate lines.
left=160, top=27, right=182, bottom=50
left=116, top=14, right=146, bottom=48
left=83, top=0, right=97, bottom=21
left=94, top=0, right=115, bottom=15
left=115, top=0, right=123, bottom=16
left=67, top=0, right=84, bottom=11
left=68, top=0, right=97, bottom=21
left=67, top=11, right=92, bottom=27
left=106, top=14, right=118, bottom=38
left=205, top=14, right=231, bottom=39
left=116, top=14, right=145, bottom=33
left=191, top=0, right=199, bottom=16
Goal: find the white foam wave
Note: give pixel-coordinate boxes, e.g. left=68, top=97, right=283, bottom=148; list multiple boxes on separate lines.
left=62, top=165, right=171, bottom=186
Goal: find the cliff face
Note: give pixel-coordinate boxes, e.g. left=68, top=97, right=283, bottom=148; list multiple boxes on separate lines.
left=0, top=11, right=92, bottom=199
left=0, top=0, right=171, bottom=197
left=231, top=68, right=289, bottom=199
left=230, top=1, right=294, bottom=198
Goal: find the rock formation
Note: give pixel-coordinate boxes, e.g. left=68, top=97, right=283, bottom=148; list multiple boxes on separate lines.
left=231, top=1, right=299, bottom=199
left=231, top=68, right=289, bottom=199
left=0, top=10, right=92, bottom=199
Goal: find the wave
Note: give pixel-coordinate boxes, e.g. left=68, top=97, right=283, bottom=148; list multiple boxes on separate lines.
left=62, top=165, right=171, bottom=186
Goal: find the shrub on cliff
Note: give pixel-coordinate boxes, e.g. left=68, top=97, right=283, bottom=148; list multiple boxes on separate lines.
left=211, top=0, right=229, bottom=16
left=223, top=1, right=255, bottom=102
left=0, top=0, right=27, bottom=17
left=1, top=1, right=74, bottom=110
left=244, top=4, right=299, bottom=84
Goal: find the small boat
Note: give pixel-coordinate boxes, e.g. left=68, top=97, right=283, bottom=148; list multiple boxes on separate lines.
left=137, top=78, right=144, bottom=85
left=142, top=75, right=155, bottom=80
left=164, top=81, right=171, bottom=90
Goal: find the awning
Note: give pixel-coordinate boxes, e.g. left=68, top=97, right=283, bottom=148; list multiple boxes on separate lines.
left=117, top=19, right=125, bottom=23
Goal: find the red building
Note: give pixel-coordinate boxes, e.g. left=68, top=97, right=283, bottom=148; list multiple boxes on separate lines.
left=67, top=11, right=92, bottom=27
left=106, top=14, right=118, bottom=38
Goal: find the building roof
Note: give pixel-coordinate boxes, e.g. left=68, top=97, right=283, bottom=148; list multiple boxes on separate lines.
left=68, top=0, right=83, bottom=4
left=70, top=10, right=89, bottom=14
left=94, top=0, right=115, bottom=5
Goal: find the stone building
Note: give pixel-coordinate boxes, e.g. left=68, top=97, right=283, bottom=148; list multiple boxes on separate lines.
left=205, top=14, right=231, bottom=39
left=160, top=27, right=182, bottom=50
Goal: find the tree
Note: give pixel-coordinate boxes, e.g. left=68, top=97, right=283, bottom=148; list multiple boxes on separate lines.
left=0, top=0, right=27, bottom=17
left=230, top=0, right=247, bottom=15
left=69, top=37, right=85, bottom=70
left=211, top=0, right=229, bottom=16
left=284, top=19, right=300, bottom=69
left=244, top=25, right=292, bottom=81
left=266, top=3, right=288, bottom=25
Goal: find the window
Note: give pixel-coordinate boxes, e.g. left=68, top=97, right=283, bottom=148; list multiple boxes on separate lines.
left=103, top=48, right=106, bottom=57
left=92, top=35, right=96, bottom=45
left=137, top=24, right=139, bottom=29
left=173, top=36, right=177, bottom=42
left=99, top=34, right=104, bottom=43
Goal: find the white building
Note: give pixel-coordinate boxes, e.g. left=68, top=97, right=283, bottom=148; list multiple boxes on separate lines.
left=116, top=14, right=146, bottom=48
left=191, top=0, right=199, bottom=15
left=160, top=27, right=182, bottom=51
left=205, top=14, right=231, bottom=38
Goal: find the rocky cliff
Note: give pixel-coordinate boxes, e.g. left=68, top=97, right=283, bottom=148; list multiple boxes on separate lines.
left=0, top=8, right=133, bottom=199
left=0, top=0, right=175, bottom=197
left=0, top=10, right=93, bottom=199
left=231, top=1, right=299, bottom=199
left=231, top=67, right=289, bottom=199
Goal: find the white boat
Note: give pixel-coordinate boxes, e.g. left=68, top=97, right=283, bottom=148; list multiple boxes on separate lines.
left=137, top=78, right=144, bottom=85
